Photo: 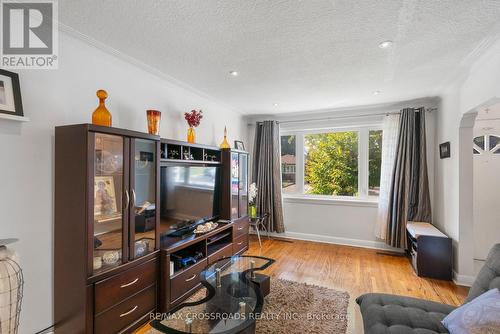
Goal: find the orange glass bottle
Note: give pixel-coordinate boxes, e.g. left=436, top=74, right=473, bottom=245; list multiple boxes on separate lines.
left=220, top=126, right=230, bottom=148
left=92, top=90, right=112, bottom=127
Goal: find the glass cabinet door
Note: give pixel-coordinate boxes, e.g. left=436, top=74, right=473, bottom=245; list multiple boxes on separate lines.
left=239, top=154, right=248, bottom=217
left=92, top=133, right=127, bottom=275
left=231, top=152, right=240, bottom=219
left=130, top=139, right=157, bottom=259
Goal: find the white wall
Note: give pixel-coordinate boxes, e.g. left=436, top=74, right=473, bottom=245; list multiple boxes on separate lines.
left=434, top=87, right=461, bottom=264
left=280, top=199, right=384, bottom=249
left=434, top=37, right=500, bottom=285
left=0, top=31, right=245, bottom=334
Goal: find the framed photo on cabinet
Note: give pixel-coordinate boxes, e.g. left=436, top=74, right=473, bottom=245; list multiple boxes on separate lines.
left=94, top=176, right=118, bottom=217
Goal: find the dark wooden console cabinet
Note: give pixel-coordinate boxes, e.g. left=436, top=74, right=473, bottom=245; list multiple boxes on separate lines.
left=55, top=128, right=250, bottom=333
left=406, top=222, right=452, bottom=281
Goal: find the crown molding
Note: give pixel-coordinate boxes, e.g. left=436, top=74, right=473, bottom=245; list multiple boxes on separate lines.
left=57, top=22, right=244, bottom=116
left=245, top=96, right=440, bottom=123
left=434, top=22, right=500, bottom=95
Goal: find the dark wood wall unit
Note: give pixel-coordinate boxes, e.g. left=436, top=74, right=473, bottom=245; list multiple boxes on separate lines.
left=56, top=129, right=251, bottom=331
left=55, top=124, right=161, bottom=334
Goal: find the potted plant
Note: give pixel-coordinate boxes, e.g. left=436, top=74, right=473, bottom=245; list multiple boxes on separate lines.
left=184, top=109, right=203, bottom=143
left=248, top=182, right=257, bottom=218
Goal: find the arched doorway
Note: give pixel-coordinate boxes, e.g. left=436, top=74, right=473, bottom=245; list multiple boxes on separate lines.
left=473, top=104, right=500, bottom=269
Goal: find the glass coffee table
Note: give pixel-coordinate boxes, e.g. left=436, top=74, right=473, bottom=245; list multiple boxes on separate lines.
left=151, top=256, right=274, bottom=334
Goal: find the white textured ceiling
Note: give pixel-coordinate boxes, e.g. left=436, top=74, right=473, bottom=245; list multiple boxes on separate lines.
left=59, top=1, right=500, bottom=114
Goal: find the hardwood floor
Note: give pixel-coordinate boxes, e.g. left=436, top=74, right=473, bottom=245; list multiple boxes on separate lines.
left=137, top=236, right=468, bottom=333
left=246, top=236, right=468, bottom=333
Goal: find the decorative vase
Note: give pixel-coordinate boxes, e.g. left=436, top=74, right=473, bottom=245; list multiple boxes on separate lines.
left=0, top=241, right=23, bottom=334
left=220, top=126, right=230, bottom=148
left=187, top=127, right=196, bottom=143
left=146, top=110, right=161, bottom=135
left=249, top=205, right=257, bottom=218
left=92, top=89, right=112, bottom=127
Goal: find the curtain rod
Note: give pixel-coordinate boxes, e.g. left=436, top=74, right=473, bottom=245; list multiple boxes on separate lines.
left=256, top=107, right=437, bottom=125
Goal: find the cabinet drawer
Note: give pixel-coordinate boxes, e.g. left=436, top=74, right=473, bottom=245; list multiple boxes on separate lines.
left=170, top=259, right=206, bottom=303
left=208, top=244, right=233, bottom=265
left=94, top=285, right=156, bottom=334
left=95, top=258, right=157, bottom=314
left=233, top=234, right=248, bottom=254
left=233, top=218, right=249, bottom=239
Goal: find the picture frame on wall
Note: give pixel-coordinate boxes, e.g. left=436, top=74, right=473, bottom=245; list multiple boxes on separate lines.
left=0, top=69, right=24, bottom=117
left=234, top=140, right=245, bottom=150
left=439, top=142, right=451, bottom=159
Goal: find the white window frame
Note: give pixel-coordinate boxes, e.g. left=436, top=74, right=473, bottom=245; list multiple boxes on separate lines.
left=280, top=124, right=382, bottom=203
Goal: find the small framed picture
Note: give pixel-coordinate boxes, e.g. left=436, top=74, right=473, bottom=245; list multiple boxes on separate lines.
left=234, top=140, right=245, bottom=150
left=0, top=69, right=23, bottom=117
left=94, top=176, right=118, bottom=217
left=439, top=142, right=451, bottom=159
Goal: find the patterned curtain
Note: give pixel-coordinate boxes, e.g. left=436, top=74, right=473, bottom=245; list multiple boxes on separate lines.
left=252, top=121, right=285, bottom=233
left=386, top=108, right=432, bottom=248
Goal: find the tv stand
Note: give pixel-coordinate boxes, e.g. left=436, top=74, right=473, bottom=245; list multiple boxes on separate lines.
left=159, top=217, right=249, bottom=312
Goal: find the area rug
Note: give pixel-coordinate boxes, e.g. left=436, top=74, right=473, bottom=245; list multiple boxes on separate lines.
left=148, top=278, right=349, bottom=334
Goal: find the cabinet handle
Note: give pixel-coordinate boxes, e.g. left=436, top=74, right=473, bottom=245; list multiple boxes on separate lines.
left=120, top=278, right=139, bottom=288
left=185, top=274, right=197, bottom=282
left=125, top=190, right=130, bottom=210
left=237, top=242, right=243, bottom=246
left=119, top=305, right=138, bottom=318
left=237, top=227, right=244, bottom=230
left=132, top=189, right=136, bottom=207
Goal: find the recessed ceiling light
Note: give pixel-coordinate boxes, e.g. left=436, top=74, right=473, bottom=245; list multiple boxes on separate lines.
left=229, top=71, right=239, bottom=76
left=378, top=40, right=393, bottom=49
left=373, top=90, right=381, bottom=95
left=273, top=103, right=279, bottom=107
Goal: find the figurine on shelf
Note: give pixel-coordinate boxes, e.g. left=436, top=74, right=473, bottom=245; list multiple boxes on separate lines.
left=220, top=126, right=230, bottom=149
left=184, top=109, right=203, bottom=143
left=168, top=150, right=179, bottom=159
left=92, top=90, right=112, bottom=127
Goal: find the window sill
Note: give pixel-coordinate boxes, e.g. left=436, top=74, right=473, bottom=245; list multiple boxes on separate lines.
left=282, top=195, right=379, bottom=208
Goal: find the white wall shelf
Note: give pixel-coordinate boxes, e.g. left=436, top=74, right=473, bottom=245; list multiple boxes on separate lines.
left=0, top=114, right=30, bottom=122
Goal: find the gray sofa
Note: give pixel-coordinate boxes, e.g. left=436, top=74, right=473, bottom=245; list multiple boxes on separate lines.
left=356, top=243, right=500, bottom=334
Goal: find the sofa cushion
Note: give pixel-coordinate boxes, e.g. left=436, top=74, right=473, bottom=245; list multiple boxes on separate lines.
left=356, top=293, right=456, bottom=334
left=442, top=288, right=500, bottom=334
left=466, top=244, right=500, bottom=303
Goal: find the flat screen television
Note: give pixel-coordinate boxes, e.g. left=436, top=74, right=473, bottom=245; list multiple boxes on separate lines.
left=160, top=165, right=221, bottom=235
